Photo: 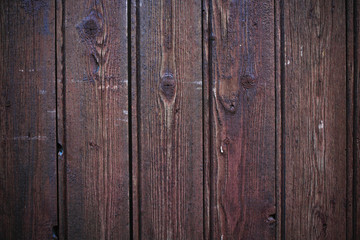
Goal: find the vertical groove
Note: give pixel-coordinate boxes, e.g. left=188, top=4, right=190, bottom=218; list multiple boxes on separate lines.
left=353, top=0, right=358, bottom=238
left=208, top=0, right=213, bottom=239
left=128, top=0, right=133, bottom=238
left=280, top=0, right=286, bottom=239
left=136, top=0, right=141, bottom=238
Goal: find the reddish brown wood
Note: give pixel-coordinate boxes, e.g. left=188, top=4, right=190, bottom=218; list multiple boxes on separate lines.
left=203, top=0, right=211, bottom=239
left=275, top=0, right=283, bottom=239
left=1, top=1, right=357, bottom=239
left=130, top=0, right=140, bottom=239
left=56, top=0, right=66, bottom=238
left=0, top=1, right=57, bottom=239
left=346, top=0, right=355, bottom=239
left=354, top=0, right=360, bottom=238
left=63, top=0, right=130, bottom=238
left=136, top=0, right=204, bottom=239
left=283, top=0, right=347, bottom=239
left=207, top=0, right=276, bottom=239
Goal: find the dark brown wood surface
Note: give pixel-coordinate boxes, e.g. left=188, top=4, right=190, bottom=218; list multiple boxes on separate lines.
left=354, top=0, right=360, bottom=238
left=1, top=0, right=359, bottom=239
left=346, top=0, right=355, bottom=239
left=0, top=1, right=57, bottom=239
left=134, top=0, right=204, bottom=239
left=283, top=0, right=348, bottom=239
left=61, top=0, right=130, bottom=239
left=206, top=0, right=276, bottom=239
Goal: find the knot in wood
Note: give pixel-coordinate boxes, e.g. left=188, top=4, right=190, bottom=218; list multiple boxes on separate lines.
left=241, top=74, right=257, bottom=89
left=83, top=19, right=99, bottom=37
left=77, top=10, right=103, bottom=42
left=160, top=73, right=176, bottom=101
left=220, top=93, right=239, bottom=113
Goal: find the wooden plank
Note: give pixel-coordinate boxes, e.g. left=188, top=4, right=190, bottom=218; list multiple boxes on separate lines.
left=208, top=0, right=276, bottom=239
left=137, top=0, right=203, bottom=239
left=275, top=0, right=283, bottom=239
left=346, top=0, right=355, bottom=239
left=0, top=1, right=57, bottom=239
left=283, top=0, right=347, bottom=239
left=63, top=0, right=130, bottom=238
left=354, top=0, right=360, bottom=238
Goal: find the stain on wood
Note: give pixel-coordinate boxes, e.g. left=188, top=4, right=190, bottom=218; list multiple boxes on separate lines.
left=0, top=0, right=57, bottom=239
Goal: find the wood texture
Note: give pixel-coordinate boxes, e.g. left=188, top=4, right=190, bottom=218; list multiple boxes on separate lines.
left=346, top=0, right=355, bottom=239
left=354, top=0, right=360, bottom=238
left=208, top=0, right=276, bottom=239
left=0, top=1, right=57, bottom=239
left=130, top=0, right=139, bottom=239
left=136, top=0, right=203, bottom=239
left=1, top=0, right=358, bottom=239
left=283, top=0, right=348, bottom=239
left=63, top=0, right=130, bottom=238
left=275, top=0, right=283, bottom=238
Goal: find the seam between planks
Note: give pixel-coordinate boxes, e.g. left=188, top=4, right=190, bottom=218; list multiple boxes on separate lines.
left=61, top=0, right=68, bottom=238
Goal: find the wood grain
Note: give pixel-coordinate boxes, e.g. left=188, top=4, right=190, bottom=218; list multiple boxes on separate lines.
left=354, top=0, right=360, bottom=238
left=136, top=0, right=203, bottom=239
left=1, top=1, right=356, bottom=239
left=130, top=0, right=139, bottom=239
left=0, top=0, right=57, bottom=239
left=275, top=0, right=283, bottom=238
left=63, top=0, right=130, bottom=238
left=208, top=0, right=276, bottom=239
left=346, top=0, right=355, bottom=239
left=283, top=0, right=347, bottom=239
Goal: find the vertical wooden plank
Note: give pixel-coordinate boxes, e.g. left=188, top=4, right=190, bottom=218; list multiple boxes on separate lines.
left=346, top=0, right=355, bottom=239
left=63, top=0, right=130, bottom=238
left=137, top=0, right=203, bottom=239
left=275, top=0, right=283, bottom=239
left=283, top=0, right=347, bottom=239
left=354, top=0, right=360, bottom=238
left=0, top=1, right=57, bottom=239
left=209, top=0, right=276, bottom=239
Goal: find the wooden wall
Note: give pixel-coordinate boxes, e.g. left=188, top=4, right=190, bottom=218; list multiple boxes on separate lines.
left=0, top=0, right=359, bottom=239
